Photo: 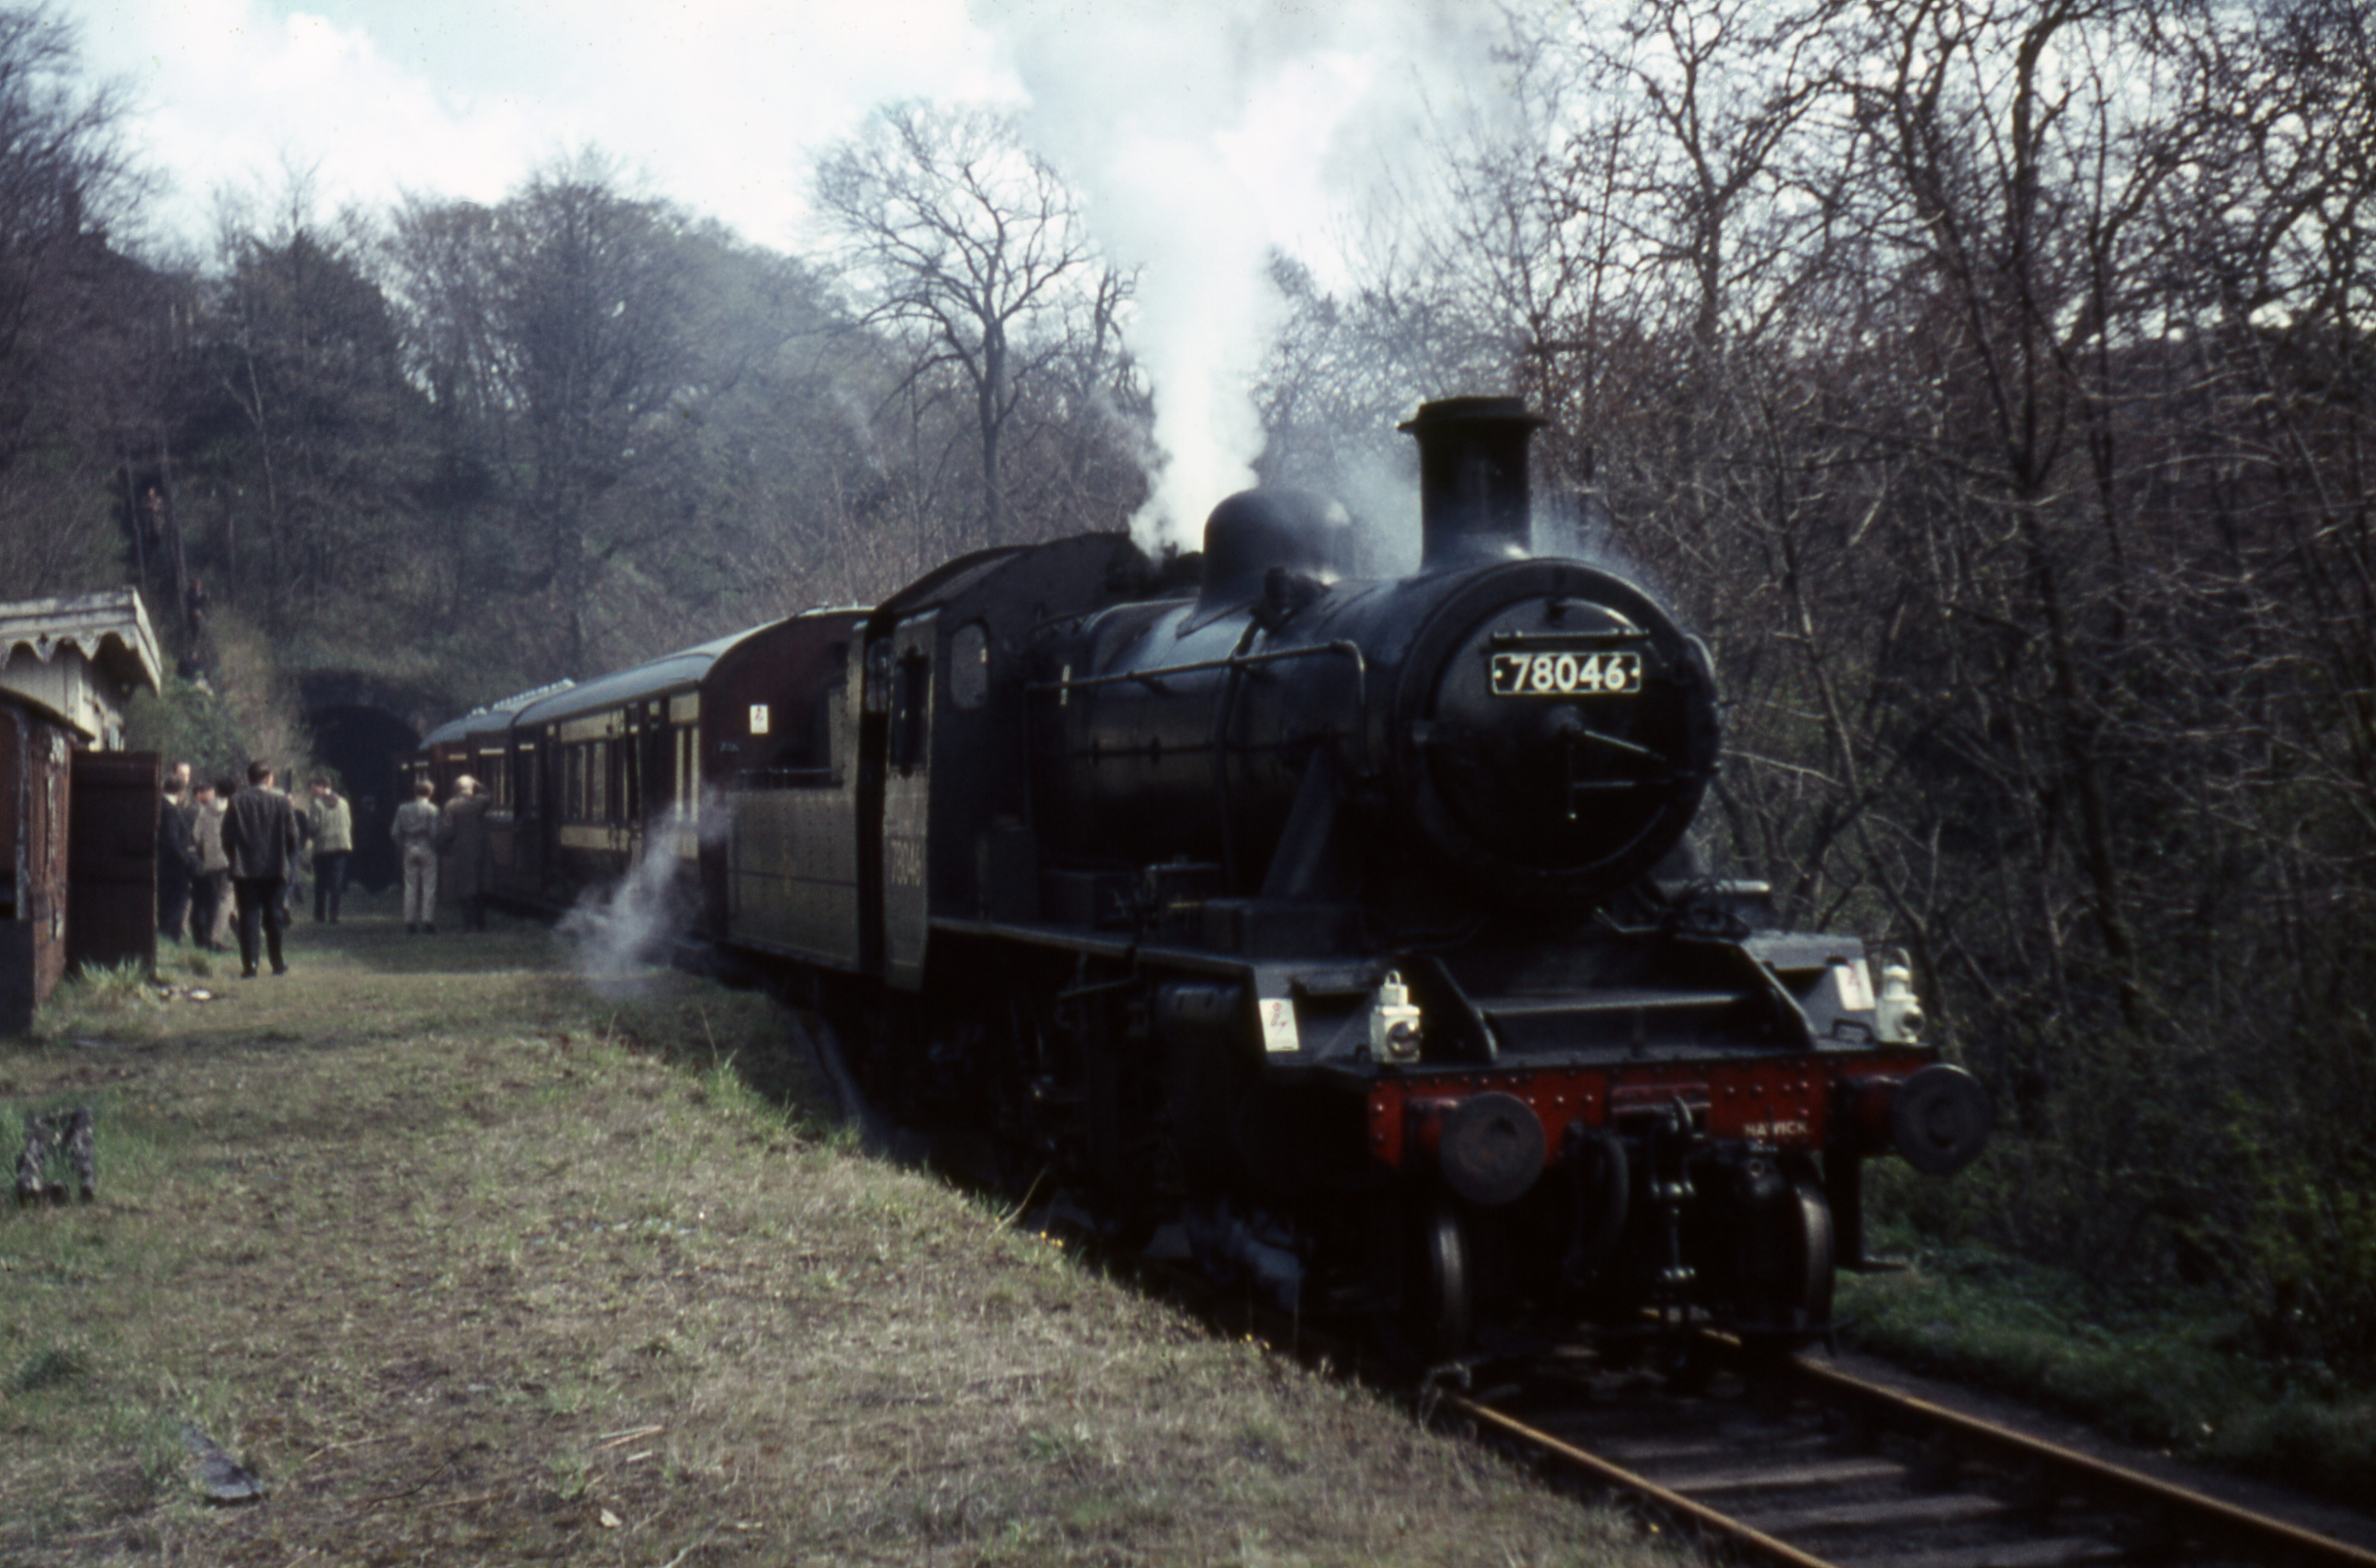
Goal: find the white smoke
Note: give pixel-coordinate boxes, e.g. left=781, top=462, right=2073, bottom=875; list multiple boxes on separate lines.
left=558, top=793, right=734, bottom=995
left=980, top=0, right=1496, bottom=551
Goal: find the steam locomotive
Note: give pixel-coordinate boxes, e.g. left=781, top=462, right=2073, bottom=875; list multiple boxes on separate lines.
left=415, top=397, right=1991, bottom=1361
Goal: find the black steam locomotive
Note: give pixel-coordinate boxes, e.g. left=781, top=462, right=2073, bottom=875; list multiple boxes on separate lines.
left=416, top=397, right=1990, bottom=1360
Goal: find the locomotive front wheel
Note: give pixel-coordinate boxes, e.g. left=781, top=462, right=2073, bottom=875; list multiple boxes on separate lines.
left=1410, top=1199, right=1473, bottom=1365
left=1784, top=1175, right=1837, bottom=1331
left=1741, top=1176, right=1835, bottom=1367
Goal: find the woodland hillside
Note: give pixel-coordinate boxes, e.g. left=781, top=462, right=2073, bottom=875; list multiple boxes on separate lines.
left=6, top=1, right=2374, bottom=1380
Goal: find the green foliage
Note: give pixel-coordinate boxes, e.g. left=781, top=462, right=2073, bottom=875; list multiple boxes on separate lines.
left=122, top=674, right=246, bottom=782
left=1839, top=1230, right=2376, bottom=1503
left=2231, top=1141, right=2376, bottom=1373
left=122, top=614, right=321, bottom=790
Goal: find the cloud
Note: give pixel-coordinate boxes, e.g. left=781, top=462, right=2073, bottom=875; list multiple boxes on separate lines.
left=85, top=0, right=543, bottom=243
left=78, top=0, right=1012, bottom=252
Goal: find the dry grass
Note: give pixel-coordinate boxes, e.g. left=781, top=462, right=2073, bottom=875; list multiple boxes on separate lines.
left=1, top=893, right=1685, bottom=1566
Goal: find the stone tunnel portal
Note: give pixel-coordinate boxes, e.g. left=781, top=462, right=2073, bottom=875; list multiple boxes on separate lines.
left=309, top=703, right=422, bottom=893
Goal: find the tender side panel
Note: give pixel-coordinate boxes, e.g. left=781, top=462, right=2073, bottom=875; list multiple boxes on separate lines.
left=707, top=611, right=865, bottom=966
left=726, top=786, right=860, bottom=967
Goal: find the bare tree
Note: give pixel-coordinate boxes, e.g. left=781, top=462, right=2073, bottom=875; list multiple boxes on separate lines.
left=0, top=5, right=163, bottom=602
left=180, top=183, right=427, bottom=640
left=813, top=103, right=1130, bottom=552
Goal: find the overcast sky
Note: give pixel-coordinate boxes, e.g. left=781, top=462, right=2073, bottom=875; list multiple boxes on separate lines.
left=71, top=0, right=1479, bottom=258
left=73, top=0, right=1019, bottom=256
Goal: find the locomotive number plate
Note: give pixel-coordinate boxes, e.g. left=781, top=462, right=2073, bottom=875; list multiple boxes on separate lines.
left=1490, top=650, right=1642, bottom=696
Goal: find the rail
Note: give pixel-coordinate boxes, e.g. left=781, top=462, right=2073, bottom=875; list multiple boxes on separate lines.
left=1439, top=1343, right=2376, bottom=1568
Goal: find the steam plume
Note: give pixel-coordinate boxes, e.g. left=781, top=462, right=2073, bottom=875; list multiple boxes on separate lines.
left=981, top=0, right=1493, bottom=550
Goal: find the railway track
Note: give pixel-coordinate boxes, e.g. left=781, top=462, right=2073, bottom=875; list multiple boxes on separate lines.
left=1442, top=1342, right=2376, bottom=1568
left=813, top=1031, right=2367, bottom=1567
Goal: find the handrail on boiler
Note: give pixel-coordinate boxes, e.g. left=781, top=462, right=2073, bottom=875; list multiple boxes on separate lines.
left=1028, top=640, right=1367, bottom=710
left=1028, top=640, right=1371, bottom=769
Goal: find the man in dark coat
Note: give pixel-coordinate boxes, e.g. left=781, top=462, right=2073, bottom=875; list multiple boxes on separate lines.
left=156, top=763, right=200, bottom=943
left=441, top=775, right=493, bottom=932
left=221, top=761, right=303, bottom=978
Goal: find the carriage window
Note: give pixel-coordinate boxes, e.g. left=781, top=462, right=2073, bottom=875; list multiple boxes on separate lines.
left=950, top=621, right=990, bottom=709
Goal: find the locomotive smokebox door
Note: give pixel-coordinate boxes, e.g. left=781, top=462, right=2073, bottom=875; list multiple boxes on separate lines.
left=1397, top=564, right=1720, bottom=907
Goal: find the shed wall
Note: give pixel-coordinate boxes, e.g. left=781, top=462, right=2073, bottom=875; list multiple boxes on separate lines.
left=1, top=697, right=74, bottom=1035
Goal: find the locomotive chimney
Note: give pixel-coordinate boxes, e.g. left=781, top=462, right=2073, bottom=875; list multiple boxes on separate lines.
left=1399, top=395, right=1547, bottom=572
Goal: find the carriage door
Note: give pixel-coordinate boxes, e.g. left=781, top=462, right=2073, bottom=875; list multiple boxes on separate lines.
left=879, top=612, right=936, bottom=989
left=513, top=738, right=541, bottom=890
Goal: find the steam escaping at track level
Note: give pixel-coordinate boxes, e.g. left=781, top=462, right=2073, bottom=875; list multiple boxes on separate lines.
left=558, top=795, right=732, bottom=997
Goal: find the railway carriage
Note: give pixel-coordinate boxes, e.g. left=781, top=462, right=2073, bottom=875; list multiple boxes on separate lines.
left=490, top=614, right=868, bottom=918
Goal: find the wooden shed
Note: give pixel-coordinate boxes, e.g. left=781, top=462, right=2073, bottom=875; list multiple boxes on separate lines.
left=1, top=590, right=165, bottom=1034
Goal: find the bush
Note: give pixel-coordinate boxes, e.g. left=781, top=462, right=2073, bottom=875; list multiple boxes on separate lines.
left=122, top=611, right=316, bottom=785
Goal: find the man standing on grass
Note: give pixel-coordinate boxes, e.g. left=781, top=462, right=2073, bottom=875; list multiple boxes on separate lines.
left=308, top=776, right=354, bottom=923
left=392, top=776, right=442, bottom=935
left=190, top=778, right=231, bottom=953
left=221, top=761, right=302, bottom=978
left=157, top=762, right=199, bottom=944
left=442, top=775, right=493, bottom=933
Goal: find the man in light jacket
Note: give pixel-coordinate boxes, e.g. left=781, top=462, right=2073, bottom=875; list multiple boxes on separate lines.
left=190, top=778, right=231, bottom=953
left=391, top=776, right=442, bottom=935
left=308, top=776, right=355, bottom=923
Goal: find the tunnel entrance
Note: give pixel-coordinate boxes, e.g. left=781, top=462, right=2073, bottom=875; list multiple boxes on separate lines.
left=310, top=703, right=422, bottom=892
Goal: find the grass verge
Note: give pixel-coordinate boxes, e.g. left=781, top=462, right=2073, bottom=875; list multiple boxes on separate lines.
left=3, top=893, right=1682, bottom=1567
left=1839, top=1216, right=2376, bottom=1503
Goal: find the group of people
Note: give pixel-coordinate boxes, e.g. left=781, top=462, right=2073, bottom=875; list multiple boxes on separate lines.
left=390, top=773, right=492, bottom=935
left=157, top=762, right=497, bottom=971
left=157, top=761, right=352, bottom=978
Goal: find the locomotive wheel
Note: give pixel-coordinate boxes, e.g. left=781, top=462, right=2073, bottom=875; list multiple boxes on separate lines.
left=1407, top=1199, right=1474, bottom=1365
left=1782, top=1174, right=1835, bottom=1326
left=1742, top=1176, right=1834, bottom=1367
